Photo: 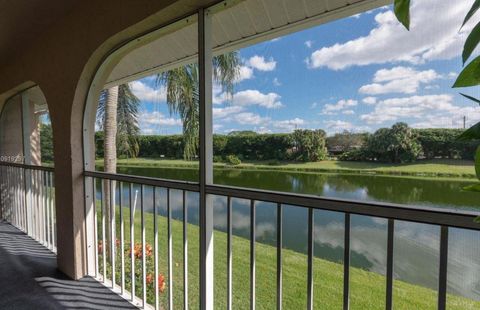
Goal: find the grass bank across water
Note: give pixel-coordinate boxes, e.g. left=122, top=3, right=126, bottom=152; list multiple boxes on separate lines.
left=98, top=158, right=477, bottom=179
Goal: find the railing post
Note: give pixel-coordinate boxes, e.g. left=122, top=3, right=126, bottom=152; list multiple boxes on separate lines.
left=343, top=213, right=351, bottom=310
left=386, top=219, right=394, bottom=310
left=438, top=226, right=449, bottom=310
left=84, top=175, right=96, bottom=276
left=199, top=7, right=214, bottom=310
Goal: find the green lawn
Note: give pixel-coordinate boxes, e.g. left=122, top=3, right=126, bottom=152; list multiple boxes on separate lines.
left=98, top=205, right=480, bottom=309
left=98, top=158, right=477, bottom=178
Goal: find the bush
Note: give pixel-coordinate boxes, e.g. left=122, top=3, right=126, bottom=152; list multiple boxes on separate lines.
left=339, top=149, right=368, bottom=161
left=40, top=124, right=54, bottom=163
left=326, top=131, right=368, bottom=154
left=292, top=129, right=328, bottom=162
left=225, top=154, right=241, bottom=166
left=213, top=155, right=223, bottom=163
left=339, top=123, right=422, bottom=163
left=415, top=128, right=479, bottom=160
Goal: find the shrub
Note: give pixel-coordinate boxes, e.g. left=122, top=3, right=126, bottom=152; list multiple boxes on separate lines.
left=339, top=149, right=368, bottom=161
left=326, top=131, right=368, bottom=154
left=292, top=129, right=328, bottom=162
left=225, top=154, right=241, bottom=166
left=40, top=124, right=54, bottom=163
left=339, top=123, right=422, bottom=163
left=213, top=155, right=223, bottom=163
left=415, top=128, right=479, bottom=160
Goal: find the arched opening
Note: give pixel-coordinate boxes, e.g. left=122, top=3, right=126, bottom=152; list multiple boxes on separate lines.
left=0, top=86, right=54, bottom=166
left=82, top=13, right=200, bottom=308
left=0, top=85, right=56, bottom=251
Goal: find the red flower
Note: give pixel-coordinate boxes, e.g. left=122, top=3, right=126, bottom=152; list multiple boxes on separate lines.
left=98, top=241, right=103, bottom=254
left=158, top=274, right=166, bottom=293
left=128, top=242, right=153, bottom=259
left=145, top=243, right=153, bottom=257
left=133, top=243, right=142, bottom=258
left=146, top=273, right=154, bottom=285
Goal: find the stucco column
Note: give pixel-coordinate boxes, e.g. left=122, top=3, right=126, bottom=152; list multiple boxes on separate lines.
left=44, top=84, right=87, bottom=280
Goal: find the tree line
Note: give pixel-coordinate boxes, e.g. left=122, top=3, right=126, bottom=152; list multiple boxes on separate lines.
left=95, top=129, right=329, bottom=162
left=339, top=123, right=478, bottom=163
left=88, top=123, right=480, bottom=164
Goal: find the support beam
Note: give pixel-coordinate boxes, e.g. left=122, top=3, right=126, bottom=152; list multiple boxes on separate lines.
left=199, top=7, right=214, bottom=310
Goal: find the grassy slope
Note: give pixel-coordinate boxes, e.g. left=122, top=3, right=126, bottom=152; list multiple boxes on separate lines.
left=99, top=206, right=480, bottom=309
left=99, top=158, right=477, bottom=178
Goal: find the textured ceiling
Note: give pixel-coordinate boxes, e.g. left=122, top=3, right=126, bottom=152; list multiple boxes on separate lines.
left=0, top=0, right=79, bottom=64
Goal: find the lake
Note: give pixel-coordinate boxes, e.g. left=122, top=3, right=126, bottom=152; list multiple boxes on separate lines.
left=105, top=166, right=480, bottom=301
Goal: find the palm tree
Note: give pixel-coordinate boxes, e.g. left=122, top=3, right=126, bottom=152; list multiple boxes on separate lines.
left=97, top=83, right=140, bottom=257
left=97, top=84, right=141, bottom=161
left=97, top=52, right=239, bottom=254
left=156, top=52, right=240, bottom=160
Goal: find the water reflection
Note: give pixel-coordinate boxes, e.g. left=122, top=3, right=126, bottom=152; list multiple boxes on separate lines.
left=116, top=166, right=480, bottom=211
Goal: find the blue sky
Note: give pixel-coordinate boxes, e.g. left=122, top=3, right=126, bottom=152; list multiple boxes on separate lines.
left=129, top=0, right=480, bottom=136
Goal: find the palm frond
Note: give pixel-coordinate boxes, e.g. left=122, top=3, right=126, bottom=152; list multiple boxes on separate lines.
left=97, top=84, right=141, bottom=158
left=155, top=52, right=240, bottom=160
left=213, top=52, right=240, bottom=97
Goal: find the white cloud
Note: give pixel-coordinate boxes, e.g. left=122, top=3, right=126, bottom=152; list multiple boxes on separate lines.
left=247, top=55, right=277, bottom=71
left=219, top=110, right=306, bottom=132
left=324, top=120, right=354, bottom=132
left=130, top=81, right=166, bottom=102
left=231, top=112, right=270, bottom=126
left=273, top=77, right=282, bottom=86
left=305, top=40, right=314, bottom=48
left=212, top=83, right=227, bottom=105
left=321, top=99, right=358, bottom=115
left=139, top=111, right=182, bottom=134
left=272, top=118, right=305, bottom=131
left=310, top=102, right=318, bottom=109
left=411, top=106, right=480, bottom=128
left=213, top=124, right=224, bottom=132
left=358, top=94, right=475, bottom=125
left=307, top=0, right=474, bottom=70
left=214, top=88, right=284, bottom=109
left=232, top=90, right=283, bottom=109
left=213, top=106, right=244, bottom=119
left=362, top=97, right=377, bottom=105
left=324, top=120, right=371, bottom=134
left=448, top=71, right=458, bottom=79
left=236, top=66, right=254, bottom=82
left=342, top=110, right=355, bottom=115
left=359, top=66, right=440, bottom=95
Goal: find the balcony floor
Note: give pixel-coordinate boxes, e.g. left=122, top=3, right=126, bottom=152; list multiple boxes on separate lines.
left=0, top=220, right=138, bottom=310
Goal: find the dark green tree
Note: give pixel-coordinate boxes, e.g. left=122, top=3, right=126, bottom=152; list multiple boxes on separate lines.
left=292, top=129, right=328, bottom=162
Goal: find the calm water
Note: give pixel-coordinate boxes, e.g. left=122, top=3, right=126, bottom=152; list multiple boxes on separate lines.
left=109, top=166, right=480, bottom=300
